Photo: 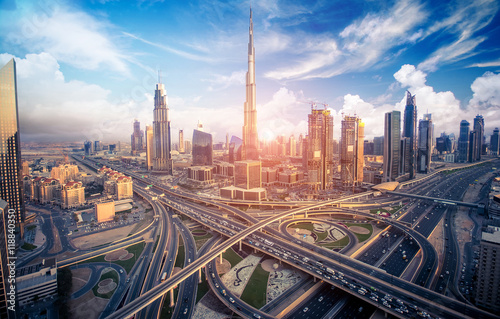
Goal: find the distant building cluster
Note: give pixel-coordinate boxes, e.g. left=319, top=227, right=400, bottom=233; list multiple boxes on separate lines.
left=97, top=166, right=133, bottom=200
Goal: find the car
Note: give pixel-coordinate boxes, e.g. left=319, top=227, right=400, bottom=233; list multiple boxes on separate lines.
left=318, top=296, right=324, bottom=302
left=303, top=307, right=309, bottom=312
left=119, top=269, right=124, bottom=274
left=183, top=308, right=188, bottom=315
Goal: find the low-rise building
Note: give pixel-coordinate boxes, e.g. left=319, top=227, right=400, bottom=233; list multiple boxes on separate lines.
left=475, top=226, right=500, bottom=313
left=16, top=258, right=57, bottom=306
left=61, top=181, right=85, bottom=209
left=95, top=201, right=115, bottom=223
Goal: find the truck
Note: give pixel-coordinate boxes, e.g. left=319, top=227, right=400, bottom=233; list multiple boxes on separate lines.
left=326, top=268, right=335, bottom=275
left=161, top=272, right=167, bottom=282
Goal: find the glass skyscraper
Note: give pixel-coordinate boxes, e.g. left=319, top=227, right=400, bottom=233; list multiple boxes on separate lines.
left=0, top=59, right=24, bottom=225
left=192, top=129, right=213, bottom=166
left=403, top=91, right=417, bottom=179
left=458, top=120, right=470, bottom=162
left=383, top=111, right=401, bottom=182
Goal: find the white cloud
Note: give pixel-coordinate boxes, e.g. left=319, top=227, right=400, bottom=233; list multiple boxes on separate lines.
left=393, top=64, right=427, bottom=88
left=2, top=2, right=129, bottom=74
left=204, top=70, right=246, bottom=91
left=0, top=53, right=137, bottom=142
left=418, top=0, right=498, bottom=71
left=469, top=72, right=500, bottom=109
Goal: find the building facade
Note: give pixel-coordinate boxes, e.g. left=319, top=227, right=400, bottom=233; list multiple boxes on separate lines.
left=50, top=164, right=79, bottom=184
left=16, top=258, right=57, bottom=306
left=403, top=91, right=418, bottom=179
left=145, top=125, right=154, bottom=170
left=490, top=128, right=499, bottom=156
left=241, top=8, right=259, bottom=161
left=61, top=181, right=85, bottom=209
left=192, top=129, right=213, bottom=166
left=340, top=115, right=364, bottom=187
left=458, top=120, right=470, bottom=162
left=475, top=226, right=500, bottom=313
left=373, top=136, right=384, bottom=156
left=383, top=111, right=401, bottom=182
left=0, top=59, right=24, bottom=225
left=473, top=114, right=484, bottom=161
left=417, top=114, right=432, bottom=173
left=95, top=201, right=115, bottom=223
left=179, top=129, right=185, bottom=153
left=131, top=119, right=144, bottom=155
left=152, top=80, right=173, bottom=174
left=306, top=108, right=334, bottom=190
left=115, top=176, right=133, bottom=200
left=234, top=160, right=261, bottom=189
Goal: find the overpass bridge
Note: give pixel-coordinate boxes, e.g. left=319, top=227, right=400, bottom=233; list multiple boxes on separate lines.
left=387, top=191, right=485, bottom=214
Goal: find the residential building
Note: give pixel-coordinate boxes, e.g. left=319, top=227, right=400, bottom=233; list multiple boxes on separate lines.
left=60, top=181, right=85, bottom=209
left=340, top=115, right=364, bottom=187
left=306, top=108, right=334, bottom=190
left=475, top=226, right=500, bottom=313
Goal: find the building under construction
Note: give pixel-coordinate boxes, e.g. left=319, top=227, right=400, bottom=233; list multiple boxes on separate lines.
left=340, top=115, right=364, bottom=188
left=305, top=106, right=334, bottom=190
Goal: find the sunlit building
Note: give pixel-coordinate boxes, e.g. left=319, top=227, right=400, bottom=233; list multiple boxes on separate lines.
left=0, top=200, right=12, bottom=318
left=473, top=114, right=484, bottom=160
left=306, top=107, right=334, bottom=190
left=50, top=163, right=79, bottom=184
left=192, top=129, right=213, bottom=166
left=146, top=125, right=154, bottom=170
left=115, top=175, right=133, bottom=200
left=340, top=115, right=364, bottom=187
left=187, top=166, right=214, bottom=185
left=95, top=201, right=115, bottom=223
left=61, top=181, right=85, bottom=209
left=0, top=59, right=24, bottom=225
left=152, top=78, right=173, bottom=174
left=179, top=129, right=185, bottom=153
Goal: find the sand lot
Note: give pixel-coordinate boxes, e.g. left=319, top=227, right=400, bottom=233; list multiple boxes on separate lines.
left=71, top=225, right=136, bottom=250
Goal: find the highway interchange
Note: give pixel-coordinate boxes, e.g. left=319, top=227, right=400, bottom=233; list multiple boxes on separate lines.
left=57, top=155, right=500, bottom=319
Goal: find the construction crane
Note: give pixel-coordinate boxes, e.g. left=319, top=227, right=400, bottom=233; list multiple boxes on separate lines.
left=299, top=100, right=329, bottom=111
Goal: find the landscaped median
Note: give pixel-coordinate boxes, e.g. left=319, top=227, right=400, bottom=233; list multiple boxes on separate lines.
left=92, top=268, right=119, bottom=299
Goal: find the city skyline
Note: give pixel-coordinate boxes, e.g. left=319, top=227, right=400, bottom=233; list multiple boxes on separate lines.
left=0, top=0, right=500, bottom=144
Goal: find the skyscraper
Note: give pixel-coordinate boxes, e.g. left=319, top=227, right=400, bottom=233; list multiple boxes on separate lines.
left=306, top=107, right=334, bottom=190
left=340, top=115, right=364, bottom=187
left=152, top=77, right=173, bottom=174
left=131, top=119, right=144, bottom=155
left=458, top=120, right=470, bottom=162
left=474, top=114, right=484, bottom=160
left=179, top=129, right=185, bottom=153
left=0, top=59, right=24, bottom=225
left=84, top=140, right=92, bottom=156
left=490, top=128, right=499, bottom=156
left=383, top=111, right=401, bottom=182
left=241, top=8, right=259, bottom=161
left=145, top=125, right=153, bottom=170
left=0, top=200, right=12, bottom=318
left=403, top=91, right=417, bottom=179
left=417, top=114, right=432, bottom=173
left=373, top=136, right=384, bottom=155
left=192, top=129, right=213, bottom=166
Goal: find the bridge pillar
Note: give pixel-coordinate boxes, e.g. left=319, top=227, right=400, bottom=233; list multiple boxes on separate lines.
left=313, top=277, right=316, bottom=282
left=169, top=289, right=174, bottom=307
left=220, top=253, right=223, bottom=264
left=304, top=212, right=307, bottom=218
left=199, top=268, right=202, bottom=283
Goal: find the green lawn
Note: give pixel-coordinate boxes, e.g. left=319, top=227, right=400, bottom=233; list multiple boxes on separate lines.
left=92, top=268, right=119, bottom=299
left=346, top=223, right=373, bottom=243
left=240, top=264, right=269, bottom=309
left=321, top=236, right=350, bottom=249
left=222, top=248, right=243, bottom=268
left=289, top=222, right=314, bottom=231
left=77, top=242, right=145, bottom=273
left=21, top=242, right=37, bottom=250
left=194, top=233, right=213, bottom=250
left=175, top=236, right=185, bottom=268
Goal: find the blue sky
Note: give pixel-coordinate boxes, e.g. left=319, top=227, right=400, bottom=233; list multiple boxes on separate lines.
left=1, top=0, right=500, bottom=145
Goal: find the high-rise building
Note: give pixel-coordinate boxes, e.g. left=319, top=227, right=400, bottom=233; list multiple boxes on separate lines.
left=469, top=130, right=478, bottom=163
left=474, top=114, right=484, bottom=160
left=145, top=125, right=154, bottom=170
left=373, top=136, right=384, bottom=155
left=131, top=119, right=144, bottom=156
left=491, top=128, right=499, bottom=156
left=417, top=114, right=432, bottom=173
left=475, top=226, right=500, bottom=313
left=179, top=129, right=185, bottom=153
left=458, top=120, right=470, bottom=162
left=152, top=78, right=173, bottom=174
left=306, top=108, right=334, bottom=190
left=234, top=160, right=261, bottom=189
left=94, top=140, right=102, bottom=152
left=400, top=137, right=411, bottom=176
left=288, top=135, right=296, bottom=156
left=50, top=164, right=79, bottom=184
left=403, top=91, right=417, bottom=179
left=84, top=140, right=92, bottom=156
left=383, top=111, right=401, bottom=182
left=192, top=129, right=213, bottom=166
left=340, top=115, right=364, bottom=187
left=0, top=59, right=24, bottom=226
left=241, top=8, right=259, bottom=161
left=0, top=199, right=12, bottom=318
